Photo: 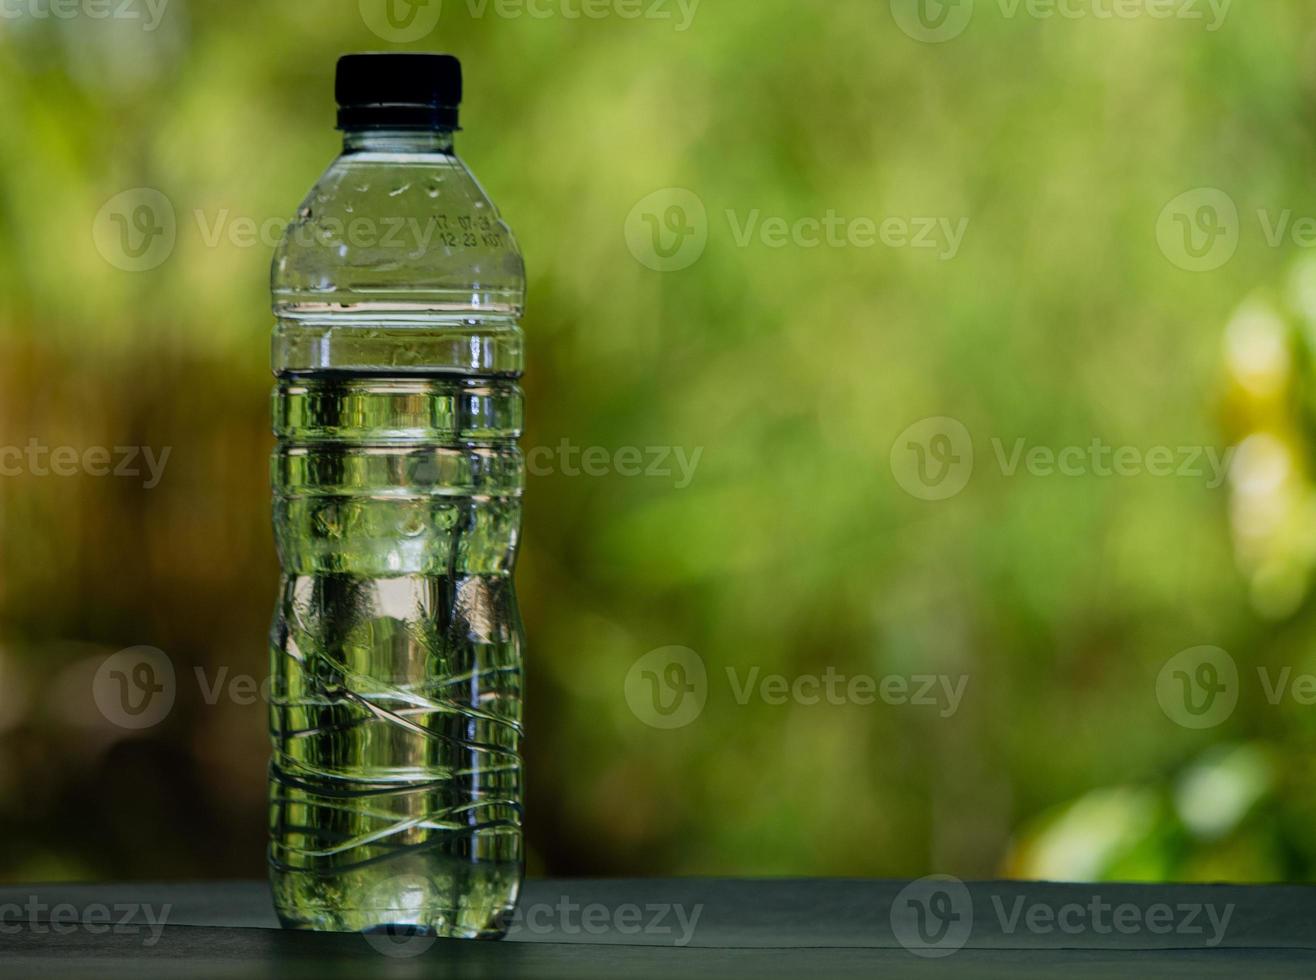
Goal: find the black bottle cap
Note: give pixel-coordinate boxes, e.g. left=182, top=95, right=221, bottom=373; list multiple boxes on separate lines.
left=335, top=53, right=462, bottom=130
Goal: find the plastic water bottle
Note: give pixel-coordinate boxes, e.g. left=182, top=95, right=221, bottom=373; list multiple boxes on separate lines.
left=267, top=53, right=525, bottom=939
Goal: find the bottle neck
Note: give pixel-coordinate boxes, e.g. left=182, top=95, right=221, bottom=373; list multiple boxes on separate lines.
left=342, top=129, right=456, bottom=155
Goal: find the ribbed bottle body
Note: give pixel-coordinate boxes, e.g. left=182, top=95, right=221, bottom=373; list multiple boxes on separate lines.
left=268, top=127, right=526, bottom=938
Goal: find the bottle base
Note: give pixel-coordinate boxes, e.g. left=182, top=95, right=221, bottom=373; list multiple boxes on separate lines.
left=275, top=907, right=513, bottom=940
left=271, top=862, right=521, bottom=940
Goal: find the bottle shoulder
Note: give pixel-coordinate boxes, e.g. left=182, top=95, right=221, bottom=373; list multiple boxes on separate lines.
left=272, top=151, right=525, bottom=317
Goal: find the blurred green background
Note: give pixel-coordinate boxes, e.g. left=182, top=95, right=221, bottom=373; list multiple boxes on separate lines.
left=4, top=0, right=1316, bottom=885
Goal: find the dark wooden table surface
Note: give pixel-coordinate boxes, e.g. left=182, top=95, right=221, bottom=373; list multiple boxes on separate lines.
left=1, top=878, right=1313, bottom=978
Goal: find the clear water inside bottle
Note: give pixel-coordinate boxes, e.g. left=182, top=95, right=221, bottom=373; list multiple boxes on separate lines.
left=267, top=121, right=526, bottom=938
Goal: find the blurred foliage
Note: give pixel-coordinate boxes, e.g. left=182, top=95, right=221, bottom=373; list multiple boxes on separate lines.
left=5, top=1, right=1316, bottom=884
